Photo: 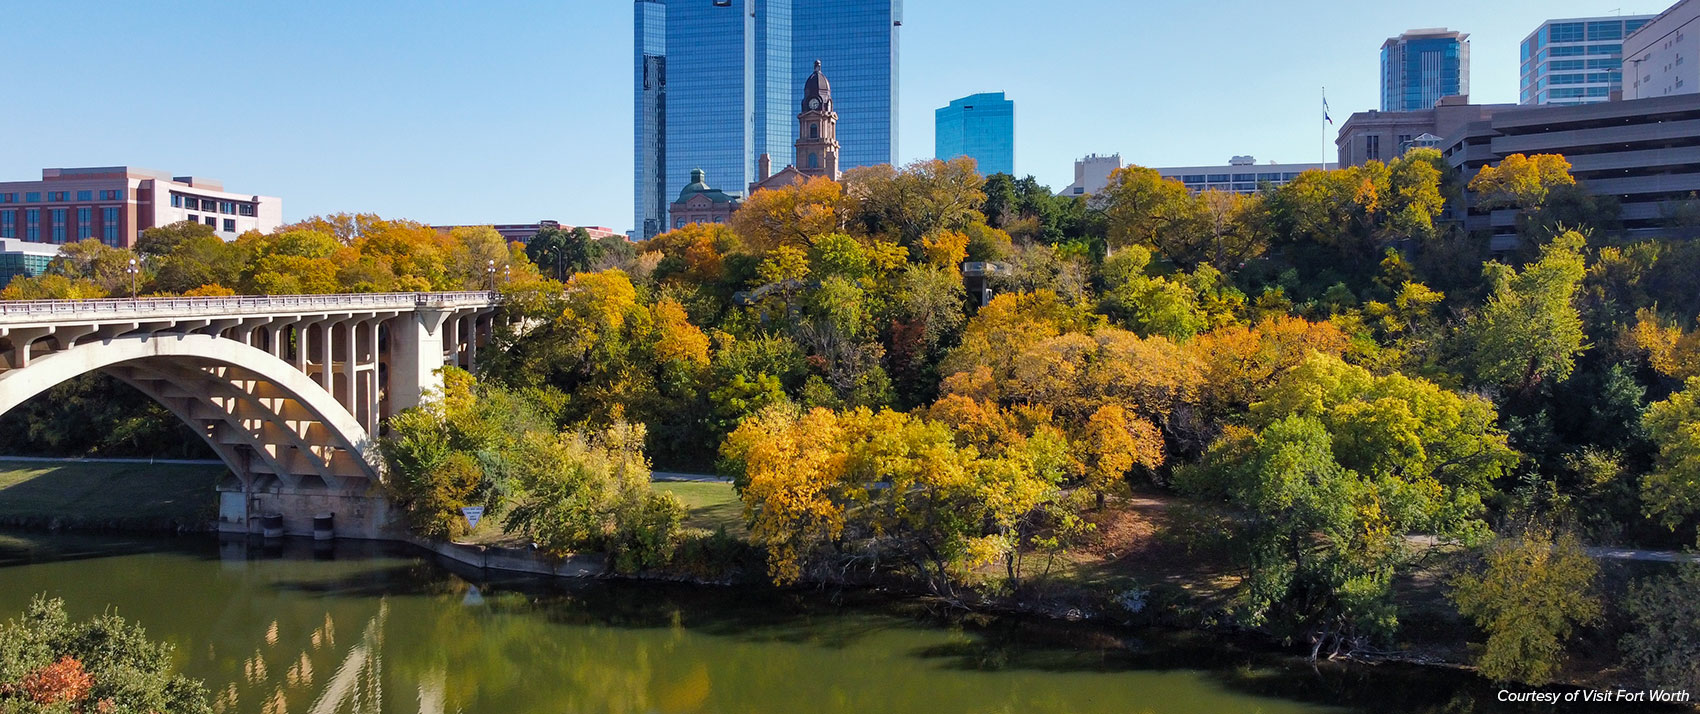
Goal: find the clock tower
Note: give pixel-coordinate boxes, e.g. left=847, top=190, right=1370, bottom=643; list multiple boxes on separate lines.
left=795, top=60, right=840, bottom=180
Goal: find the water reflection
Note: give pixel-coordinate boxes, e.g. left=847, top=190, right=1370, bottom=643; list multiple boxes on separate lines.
left=0, top=531, right=1676, bottom=714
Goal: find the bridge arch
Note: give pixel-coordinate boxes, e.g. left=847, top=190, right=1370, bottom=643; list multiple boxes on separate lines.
left=0, top=332, right=378, bottom=491
left=0, top=291, right=497, bottom=537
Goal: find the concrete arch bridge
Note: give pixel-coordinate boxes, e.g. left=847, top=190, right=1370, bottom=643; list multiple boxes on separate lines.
left=0, top=292, right=499, bottom=537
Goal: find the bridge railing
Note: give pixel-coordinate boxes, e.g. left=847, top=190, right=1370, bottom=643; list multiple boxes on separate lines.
left=0, top=291, right=498, bottom=318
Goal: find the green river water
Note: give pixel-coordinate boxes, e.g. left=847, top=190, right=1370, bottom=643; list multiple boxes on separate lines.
left=0, top=530, right=1642, bottom=714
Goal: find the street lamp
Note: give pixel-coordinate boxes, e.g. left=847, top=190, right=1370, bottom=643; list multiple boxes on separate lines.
left=127, top=257, right=140, bottom=299
left=486, top=259, right=496, bottom=292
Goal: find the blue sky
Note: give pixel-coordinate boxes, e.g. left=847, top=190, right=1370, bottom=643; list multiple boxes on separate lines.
left=0, top=0, right=1671, bottom=233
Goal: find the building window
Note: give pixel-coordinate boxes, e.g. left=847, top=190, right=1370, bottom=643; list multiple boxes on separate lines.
left=50, top=192, right=67, bottom=202
left=674, top=218, right=685, bottom=229
left=223, top=218, right=235, bottom=232
left=239, top=203, right=256, bottom=217
left=25, top=209, right=39, bottom=241
left=25, top=192, right=40, bottom=202
left=0, top=210, right=13, bottom=238
left=204, top=217, right=216, bottom=227
left=218, top=201, right=234, bottom=214
left=51, top=209, right=66, bottom=243
left=76, top=190, right=92, bottom=201
left=102, top=207, right=118, bottom=245
left=77, top=207, right=92, bottom=240
left=807, top=153, right=819, bottom=169
left=170, top=194, right=182, bottom=208
left=187, top=214, right=198, bottom=223
left=184, top=197, right=200, bottom=210
left=1366, top=135, right=1381, bottom=160
left=810, top=123, right=819, bottom=138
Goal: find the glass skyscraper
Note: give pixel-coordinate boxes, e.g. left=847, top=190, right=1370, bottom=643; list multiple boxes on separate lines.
left=632, top=0, right=900, bottom=238
left=1380, top=29, right=1470, bottom=112
left=935, top=92, right=1014, bottom=176
left=1520, top=16, right=1653, bottom=105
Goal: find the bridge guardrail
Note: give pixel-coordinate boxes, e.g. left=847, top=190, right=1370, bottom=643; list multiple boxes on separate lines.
left=0, top=291, right=498, bottom=318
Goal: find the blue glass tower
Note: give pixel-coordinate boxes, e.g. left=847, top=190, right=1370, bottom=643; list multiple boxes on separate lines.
left=935, top=92, right=1014, bottom=176
left=632, top=0, right=900, bottom=238
left=1520, top=16, right=1653, bottom=105
left=793, top=0, right=901, bottom=175
left=1380, top=29, right=1470, bottom=112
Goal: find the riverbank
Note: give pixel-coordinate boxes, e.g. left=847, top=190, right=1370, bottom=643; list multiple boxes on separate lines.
left=0, top=460, right=222, bottom=532
left=4, top=459, right=1692, bottom=706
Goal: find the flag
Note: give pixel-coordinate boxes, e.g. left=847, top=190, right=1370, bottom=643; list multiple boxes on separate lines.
left=1323, top=91, right=1334, bottom=125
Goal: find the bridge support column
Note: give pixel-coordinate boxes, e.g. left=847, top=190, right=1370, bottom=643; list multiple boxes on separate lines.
left=386, top=308, right=452, bottom=415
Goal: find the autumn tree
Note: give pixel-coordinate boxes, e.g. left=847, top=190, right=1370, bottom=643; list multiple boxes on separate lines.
left=1449, top=527, right=1602, bottom=684
left=1098, top=166, right=1196, bottom=255
left=843, top=157, right=987, bottom=247
left=1629, top=308, right=1700, bottom=380
left=0, top=595, right=211, bottom=713
left=1186, top=315, right=1349, bottom=421
left=722, top=405, right=1076, bottom=594
left=732, top=176, right=849, bottom=254
left=1468, top=153, right=1577, bottom=211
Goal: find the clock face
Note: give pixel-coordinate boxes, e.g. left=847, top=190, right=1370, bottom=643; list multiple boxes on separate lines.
left=809, top=97, right=821, bottom=110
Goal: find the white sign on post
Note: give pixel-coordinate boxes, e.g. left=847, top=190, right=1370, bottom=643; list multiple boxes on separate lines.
left=461, top=506, right=485, bottom=530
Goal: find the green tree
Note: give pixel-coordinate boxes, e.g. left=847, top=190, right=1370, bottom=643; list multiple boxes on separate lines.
left=1176, top=354, right=1515, bottom=655
left=502, top=421, right=685, bottom=572
left=1463, top=230, right=1588, bottom=392
left=1448, top=527, right=1602, bottom=684
left=0, top=595, right=211, bottom=713
left=1620, top=563, right=1700, bottom=692
left=1643, top=377, right=1700, bottom=531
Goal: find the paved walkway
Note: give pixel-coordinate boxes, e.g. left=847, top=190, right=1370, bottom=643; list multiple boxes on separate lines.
left=0, top=454, right=224, bottom=466
left=651, top=470, right=732, bottom=483
left=1407, top=534, right=1699, bottom=563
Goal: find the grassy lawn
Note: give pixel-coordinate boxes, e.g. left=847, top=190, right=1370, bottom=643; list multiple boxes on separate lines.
left=0, top=461, right=224, bottom=528
left=655, top=481, right=745, bottom=536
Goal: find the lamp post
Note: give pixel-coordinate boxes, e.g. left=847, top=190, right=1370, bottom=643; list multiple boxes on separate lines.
left=486, top=259, right=496, bottom=292
left=127, top=257, right=140, bottom=299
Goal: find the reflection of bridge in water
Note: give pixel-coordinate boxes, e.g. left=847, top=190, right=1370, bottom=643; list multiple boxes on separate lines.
left=0, top=293, right=497, bottom=537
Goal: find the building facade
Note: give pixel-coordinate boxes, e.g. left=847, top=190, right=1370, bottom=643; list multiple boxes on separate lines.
left=671, top=169, right=743, bottom=230
left=1154, top=157, right=1334, bottom=194
left=1441, top=92, right=1700, bottom=245
left=1336, top=97, right=1512, bottom=167
left=935, top=92, right=1014, bottom=176
left=1381, top=29, right=1470, bottom=112
left=1057, top=153, right=1122, bottom=197
left=1626, top=0, right=1700, bottom=100
left=631, top=0, right=900, bottom=239
left=0, top=238, right=59, bottom=287
left=752, top=60, right=842, bottom=192
left=0, top=167, right=281, bottom=248
left=1521, top=15, right=1653, bottom=105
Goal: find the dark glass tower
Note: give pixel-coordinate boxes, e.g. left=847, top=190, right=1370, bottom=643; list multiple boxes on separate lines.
left=632, top=0, right=900, bottom=238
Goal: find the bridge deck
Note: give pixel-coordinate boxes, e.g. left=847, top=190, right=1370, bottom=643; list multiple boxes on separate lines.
left=0, top=291, right=497, bottom=325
